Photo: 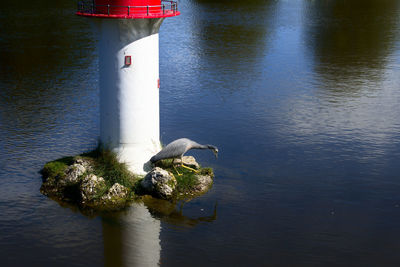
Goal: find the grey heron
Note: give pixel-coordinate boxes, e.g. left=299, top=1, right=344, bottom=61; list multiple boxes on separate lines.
left=150, top=138, right=218, bottom=175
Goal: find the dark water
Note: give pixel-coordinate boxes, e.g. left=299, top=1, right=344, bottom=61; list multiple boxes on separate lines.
left=1, top=0, right=400, bottom=266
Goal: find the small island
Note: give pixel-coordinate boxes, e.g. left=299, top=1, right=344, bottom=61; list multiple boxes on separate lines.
left=40, top=147, right=214, bottom=213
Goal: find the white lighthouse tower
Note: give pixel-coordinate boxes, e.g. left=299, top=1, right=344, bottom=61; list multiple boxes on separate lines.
left=77, top=0, right=180, bottom=174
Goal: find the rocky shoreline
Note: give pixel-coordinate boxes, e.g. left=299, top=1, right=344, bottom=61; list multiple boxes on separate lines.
left=40, top=152, right=214, bottom=213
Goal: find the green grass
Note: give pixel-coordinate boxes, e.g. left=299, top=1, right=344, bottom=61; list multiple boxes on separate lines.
left=41, top=156, right=74, bottom=181
left=42, top=147, right=139, bottom=191
left=89, top=148, right=137, bottom=189
left=174, top=168, right=199, bottom=193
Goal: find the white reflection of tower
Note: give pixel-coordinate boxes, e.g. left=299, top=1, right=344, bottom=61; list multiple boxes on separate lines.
left=102, top=203, right=161, bottom=267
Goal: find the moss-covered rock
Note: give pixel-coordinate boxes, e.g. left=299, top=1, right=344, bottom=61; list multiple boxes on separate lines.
left=100, top=183, right=130, bottom=205
left=40, top=148, right=215, bottom=214
left=174, top=167, right=214, bottom=199
left=140, top=157, right=214, bottom=200
left=40, top=157, right=92, bottom=201
left=40, top=150, right=137, bottom=212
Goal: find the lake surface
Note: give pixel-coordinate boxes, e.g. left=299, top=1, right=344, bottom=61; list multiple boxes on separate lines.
left=1, top=0, right=400, bottom=266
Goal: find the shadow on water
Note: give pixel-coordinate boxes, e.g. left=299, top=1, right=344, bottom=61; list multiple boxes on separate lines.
left=304, top=0, right=400, bottom=94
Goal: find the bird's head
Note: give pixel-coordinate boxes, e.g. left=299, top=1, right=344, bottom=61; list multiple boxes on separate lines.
left=208, top=145, right=219, bottom=159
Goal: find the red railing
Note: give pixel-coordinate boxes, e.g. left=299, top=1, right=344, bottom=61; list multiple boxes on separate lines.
left=77, top=0, right=179, bottom=18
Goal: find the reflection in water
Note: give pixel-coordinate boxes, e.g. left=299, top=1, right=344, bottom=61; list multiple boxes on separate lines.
left=0, top=0, right=94, bottom=84
left=279, top=0, right=400, bottom=163
left=0, top=0, right=97, bottom=165
left=189, top=0, right=279, bottom=94
left=102, top=203, right=161, bottom=267
left=143, top=196, right=217, bottom=227
left=304, top=0, right=400, bottom=91
left=194, top=0, right=278, bottom=59
left=1, top=0, right=400, bottom=265
left=102, top=199, right=216, bottom=266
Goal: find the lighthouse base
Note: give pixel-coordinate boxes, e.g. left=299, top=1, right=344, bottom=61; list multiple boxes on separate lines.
left=113, top=142, right=161, bottom=175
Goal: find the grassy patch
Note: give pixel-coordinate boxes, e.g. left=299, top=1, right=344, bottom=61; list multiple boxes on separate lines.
left=174, top=168, right=199, bottom=193
left=89, top=148, right=137, bottom=189
left=41, top=147, right=139, bottom=198
left=41, top=156, right=74, bottom=181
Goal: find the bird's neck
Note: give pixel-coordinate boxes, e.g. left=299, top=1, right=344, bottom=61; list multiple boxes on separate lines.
left=193, top=143, right=209, bottom=150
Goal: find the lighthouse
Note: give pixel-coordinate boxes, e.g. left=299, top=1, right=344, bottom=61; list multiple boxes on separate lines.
left=77, top=0, right=180, bottom=174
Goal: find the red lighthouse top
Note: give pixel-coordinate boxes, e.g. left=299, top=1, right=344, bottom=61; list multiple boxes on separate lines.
left=76, top=0, right=180, bottom=19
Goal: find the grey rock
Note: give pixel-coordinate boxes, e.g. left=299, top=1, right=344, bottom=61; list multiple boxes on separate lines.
left=40, top=177, right=61, bottom=197
left=192, top=174, right=213, bottom=193
left=141, top=167, right=177, bottom=199
left=101, top=183, right=129, bottom=202
left=74, top=158, right=93, bottom=172
left=175, top=156, right=200, bottom=169
left=58, top=158, right=94, bottom=187
left=58, top=163, right=86, bottom=187
left=80, top=174, right=107, bottom=203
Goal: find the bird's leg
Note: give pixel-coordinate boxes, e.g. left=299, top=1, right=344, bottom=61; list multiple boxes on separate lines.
left=172, top=158, right=183, bottom=176
left=180, top=164, right=199, bottom=173
left=180, top=156, right=199, bottom=173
